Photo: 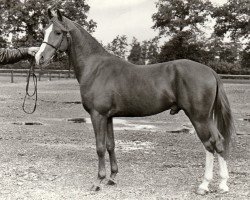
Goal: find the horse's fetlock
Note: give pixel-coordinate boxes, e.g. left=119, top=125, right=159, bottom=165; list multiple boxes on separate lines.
left=111, top=166, right=118, bottom=174
left=98, top=171, right=106, bottom=180
left=203, top=140, right=215, bottom=154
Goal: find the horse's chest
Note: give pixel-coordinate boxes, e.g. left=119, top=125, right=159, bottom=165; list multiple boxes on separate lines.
left=80, top=87, right=113, bottom=115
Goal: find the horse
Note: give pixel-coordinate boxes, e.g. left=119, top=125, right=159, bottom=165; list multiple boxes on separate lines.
left=35, top=9, right=235, bottom=195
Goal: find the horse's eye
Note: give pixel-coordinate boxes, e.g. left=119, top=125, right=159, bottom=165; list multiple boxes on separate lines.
left=55, top=31, right=61, bottom=35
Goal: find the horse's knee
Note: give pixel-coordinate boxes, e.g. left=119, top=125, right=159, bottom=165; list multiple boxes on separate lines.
left=96, top=145, right=106, bottom=157
left=106, top=143, right=115, bottom=153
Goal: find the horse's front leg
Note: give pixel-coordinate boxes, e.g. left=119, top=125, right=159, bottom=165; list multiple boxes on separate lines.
left=106, top=117, right=118, bottom=185
left=90, top=111, right=108, bottom=191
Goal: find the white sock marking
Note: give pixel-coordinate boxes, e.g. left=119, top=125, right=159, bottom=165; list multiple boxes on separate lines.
left=199, top=150, right=214, bottom=191
left=218, top=154, right=229, bottom=191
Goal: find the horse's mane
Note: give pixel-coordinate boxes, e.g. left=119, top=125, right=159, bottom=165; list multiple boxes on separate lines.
left=64, top=17, right=108, bottom=55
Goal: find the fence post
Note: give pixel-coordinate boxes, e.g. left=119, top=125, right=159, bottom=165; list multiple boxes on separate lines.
left=58, top=73, right=61, bottom=79
left=11, top=70, right=14, bottom=83
left=38, top=72, right=41, bottom=81
left=49, top=72, right=52, bottom=81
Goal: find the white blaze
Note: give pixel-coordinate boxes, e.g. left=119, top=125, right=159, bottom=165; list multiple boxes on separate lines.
left=35, top=24, right=53, bottom=65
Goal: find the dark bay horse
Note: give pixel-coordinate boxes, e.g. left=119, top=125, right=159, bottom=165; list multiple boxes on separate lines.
left=35, top=9, right=235, bottom=195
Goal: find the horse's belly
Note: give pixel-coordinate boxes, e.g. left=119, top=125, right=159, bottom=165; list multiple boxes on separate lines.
left=113, top=94, right=173, bottom=117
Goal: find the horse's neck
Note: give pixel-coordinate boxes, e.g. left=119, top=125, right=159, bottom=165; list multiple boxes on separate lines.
left=66, top=20, right=108, bottom=82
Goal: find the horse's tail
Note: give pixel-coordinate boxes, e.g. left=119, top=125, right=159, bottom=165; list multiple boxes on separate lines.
left=212, top=71, right=235, bottom=158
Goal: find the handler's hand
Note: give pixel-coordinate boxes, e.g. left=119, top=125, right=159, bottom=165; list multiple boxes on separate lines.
left=28, top=47, right=40, bottom=56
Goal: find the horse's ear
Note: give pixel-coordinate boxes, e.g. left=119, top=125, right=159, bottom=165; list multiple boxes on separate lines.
left=57, top=9, right=63, bottom=21
left=48, top=8, right=53, bottom=19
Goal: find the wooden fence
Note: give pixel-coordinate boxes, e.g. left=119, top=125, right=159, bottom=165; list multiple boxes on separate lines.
left=0, top=69, right=250, bottom=83
left=0, top=69, right=75, bottom=83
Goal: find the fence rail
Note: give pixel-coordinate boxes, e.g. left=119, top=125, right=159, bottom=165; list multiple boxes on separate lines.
left=0, top=69, right=250, bottom=83
left=219, top=74, right=250, bottom=79
left=0, top=69, right=75, bottom=82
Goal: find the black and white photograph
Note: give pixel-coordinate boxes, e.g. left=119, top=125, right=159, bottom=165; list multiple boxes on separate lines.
left=0, top=0, right=249, bottom=199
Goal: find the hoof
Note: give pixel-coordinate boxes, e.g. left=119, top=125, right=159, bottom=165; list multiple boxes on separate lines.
left=196, top=188, right=208, bottom=195
left=106, top=179, right=117, bottom=186
left=218, top=189, right=228, bottom=194
left=90, top=185, right=101, bottom=192
left=218, top=184, right=229, bottom=194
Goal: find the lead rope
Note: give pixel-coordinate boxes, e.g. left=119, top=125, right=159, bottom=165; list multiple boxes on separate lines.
left=22, top=60, right=38, bottom=114
left=66, top=32, right=72, bottom=78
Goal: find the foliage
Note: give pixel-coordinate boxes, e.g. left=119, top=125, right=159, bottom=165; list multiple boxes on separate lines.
left=152, top=0, right=216, bottom=65
left=127, top=38, right=144, bottom=65
left=240, top=43, right=250, bottom=68
left=0, top=37, right=7, bottom=48
left=127, top=37, right=160, bottom=65
left=152, top=0, right=213, bottom=36
left=146, top=37, right=160, bottom=64
left=106, top=35, right=128, bottom=59
left=157, top=31, right=213, bottom=64
left=206, top=36, right=241, bottom=63
left=212, top=0, right=250, bottom=41
left=0, top=0, right=96, bottom=47
left=208, top=60, right=242, bottom=74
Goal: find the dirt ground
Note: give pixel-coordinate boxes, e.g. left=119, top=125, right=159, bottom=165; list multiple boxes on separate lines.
left=0, top=78, right=249, bottom=200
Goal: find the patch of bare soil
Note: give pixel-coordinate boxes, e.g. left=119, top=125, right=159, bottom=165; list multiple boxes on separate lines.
left=0, top=80, right=249, bottom=199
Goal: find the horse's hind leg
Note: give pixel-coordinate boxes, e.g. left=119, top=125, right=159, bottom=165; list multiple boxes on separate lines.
left=192, top=119, right=223, bottom=194
left=192, top=119, right=224, bottom=154
left=218, top=154, right=229, bottom=193
left=106, top=117, right=118, bottom=185
left=197, top=150, right=214, bottom=195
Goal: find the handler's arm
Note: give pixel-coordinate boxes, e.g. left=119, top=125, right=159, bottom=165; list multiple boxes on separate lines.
left=0, top=47, right=38, bottom=65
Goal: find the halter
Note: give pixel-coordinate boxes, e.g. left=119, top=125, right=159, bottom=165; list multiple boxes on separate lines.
left=42, top=32, right=70, bottom=53
left=42, top=20, right=71, bottom=53
left=22, top=20, right=72, bottom=114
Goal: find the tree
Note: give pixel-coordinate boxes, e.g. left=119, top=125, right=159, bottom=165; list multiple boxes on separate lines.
left=152, top=0, right=214, bottom=64
left=127, top=37, right=143, bottom=65
left=141, top=41, right=148, bottom=64
left=206, top=36, right=240, bottom=63
left=152, top=0, right=213, bottom=36
left=127, top=37, right=160, bottom=65
left=240, top=43, right=250, bottom=68
left=106, top=35, right=128, bottom=59
left=0, top=0, right=96, bottom=46
left=147, top=37, right=160, bottom=64
left=158, top=31, right=213, bottom=64
left=212, top=0, right=250, bottom=41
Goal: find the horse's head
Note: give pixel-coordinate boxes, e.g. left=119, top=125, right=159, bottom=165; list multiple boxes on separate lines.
left=35, top=9, right=70, bottom=66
